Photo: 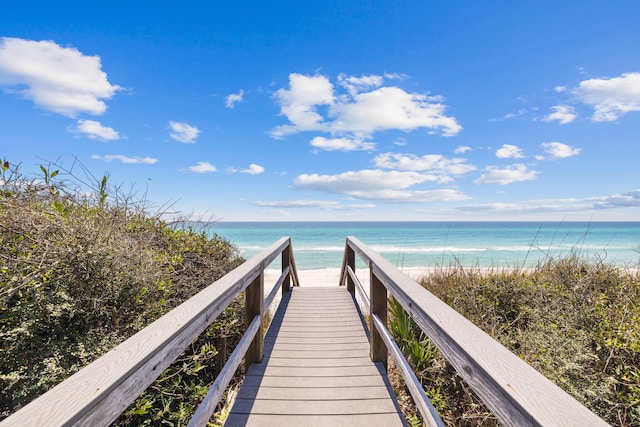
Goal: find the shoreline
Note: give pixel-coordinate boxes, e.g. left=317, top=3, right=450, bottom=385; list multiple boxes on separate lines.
left=265, top=266, right=507, bottom=288
left=265, top=263, right=639, bottom=288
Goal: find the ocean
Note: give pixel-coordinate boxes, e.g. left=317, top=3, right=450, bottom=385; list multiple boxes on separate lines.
left=208, top=222, right=640, bottom=271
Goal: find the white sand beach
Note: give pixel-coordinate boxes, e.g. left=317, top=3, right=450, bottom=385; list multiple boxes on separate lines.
left=265, top=266, right=448, bottom=290
left=265, top=264, right=548, bottom=292
left=291, top=266, right=460, bottom=287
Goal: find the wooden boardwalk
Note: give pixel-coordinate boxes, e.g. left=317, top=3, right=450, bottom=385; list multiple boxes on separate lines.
left=225, top=287, right=405, bottom=427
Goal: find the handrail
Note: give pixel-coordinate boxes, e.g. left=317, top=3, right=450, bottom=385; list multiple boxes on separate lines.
left=188, top=314, right=260, bottom=427
left=2, top=237, right=299, bottom=427
left=342, top=264, right=370, bottom=314
left=340, top=236, right=607, bottom=427
left=371, top=313, right=444, bottom=427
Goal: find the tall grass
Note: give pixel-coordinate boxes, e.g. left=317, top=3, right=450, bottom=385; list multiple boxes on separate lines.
left=0, top=160, right=245, bottom=423
left=389, top=257, right=640, bottom=426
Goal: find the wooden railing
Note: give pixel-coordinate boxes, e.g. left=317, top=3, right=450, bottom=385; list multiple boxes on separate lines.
left=2, top=237, right=299, bottom=427
left=340, top=236, right=608, bottom=427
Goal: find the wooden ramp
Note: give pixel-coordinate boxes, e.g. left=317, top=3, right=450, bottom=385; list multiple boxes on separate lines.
left=225, top=287, right=405, bottom=427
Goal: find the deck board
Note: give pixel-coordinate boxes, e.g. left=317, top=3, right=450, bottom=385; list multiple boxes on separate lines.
left=224, top=287, right=405, bottom=427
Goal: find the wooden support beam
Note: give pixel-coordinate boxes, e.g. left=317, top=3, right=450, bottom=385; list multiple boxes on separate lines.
left=245, top=266, right=264, bottom=365
left=282, top=243, right=291, bottom=293
left=370, top=266, right=387, bottom=371
left=346, top=244, right=355, bottom=293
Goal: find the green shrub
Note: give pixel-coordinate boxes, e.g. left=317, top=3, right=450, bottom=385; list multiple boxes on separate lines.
left=0, top=160, right=244, bottom=423
left=400, top=258, right=640, bottom=426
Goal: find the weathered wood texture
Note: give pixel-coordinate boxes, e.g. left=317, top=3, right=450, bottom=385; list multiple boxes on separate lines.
left=371, top=313, right=444, bottom=427
left=343, top=236, right=608, bottom=427
left=370, top=268, right=388, bottom=370
left=225, top=287, right=405, bottom=427
left=188, top=315, right=261, bottom=427
left=1, top=237, right=295, bottom=427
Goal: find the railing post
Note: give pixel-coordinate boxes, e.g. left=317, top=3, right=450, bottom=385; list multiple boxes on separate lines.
left=346, top=243, right=355, bottom=293
left=370, top=266, right=388, bottom=371
left=282, top=241, right=291, bottom=293
left=245, top=267, right=264, bottom=365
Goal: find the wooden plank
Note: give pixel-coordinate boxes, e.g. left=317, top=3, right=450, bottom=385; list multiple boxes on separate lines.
left=242, top=375, right=384, bottom=392
left=265, top=329, right=365, bottom=338
left=264, top=357, right=373, bottom=367
left=247, top=365, right=383, bottom=377
left=227, top=287, right=404, bottom=426
left=264, top=342, right=370, bottom=352
left=240, top=373, right=391, bottom=388
left=273, top=325, right=364, bottom=332
left=229, top=397, right=400, bottom=415
left=225, top=412, right=404, bottom=427
left=264, top=336, right=369, bottom=344
left=272, top=310, right=355, bottom=317
left=265, top=349, right=371, bottom=359
left=235, top=385, right=395, bottom=400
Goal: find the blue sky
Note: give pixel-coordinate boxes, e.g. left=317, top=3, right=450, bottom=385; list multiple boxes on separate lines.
left=1, top=1, right=639, bottom=221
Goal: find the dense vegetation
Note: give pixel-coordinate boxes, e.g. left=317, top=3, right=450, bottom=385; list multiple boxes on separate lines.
left=4, top=160, right=640, bottom=426
left=0, top=161, right=245, bottom=424
left=390, top=258, right=640, bottom=426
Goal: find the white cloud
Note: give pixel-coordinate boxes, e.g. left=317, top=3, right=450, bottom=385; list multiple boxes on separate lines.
left=474, top=164, right=538, bottom=185
left=271, top=73, right=334, bottom=137
left=71, top=119, right=119, bottom=141
left=454, top=145, right=472, bottom=154
left=373, top=152, right=475, bottom=176
left=227, top=164, right=266, bottom=175
left=187, top=162, right=217, bottom=173
left=169, top=121, right=200, bottom=143
left=338, top=73, right=384, bottom=95
left=310, top=136, right=375, bottom=152
left=330, top=86, right=462, bottom=136
left=295, top=169, right=438, bottom=193
left=393, top=138, right=407, bottom=147
left=293, top=169, right=468, bottom=203
left=91, top=154, right=157, bottom=164
left=225, top=90, right=244, bottom=108
left=254, top=199, right=375, bottom=210
left=457, top=200, right=588, bottom=214
left=543, top=105, right=577, bottom=125
left=572, top=72, right=640, bottom=121
left=457, top=190, right=640, bottom=214
left=490, top=109, right=527, bottom=122
left=241, top=164, right=265, bottom=175
left=538, top=142, right=581, bottom=160
left=271, top=73, right=461, bottom=138
left=0, top=37, right=121, bottom=117
left=345, top=189, right=469, bottom=203
left=593, top=189, right=640, bottom=209
left=496, top=144, right=524, bottom=159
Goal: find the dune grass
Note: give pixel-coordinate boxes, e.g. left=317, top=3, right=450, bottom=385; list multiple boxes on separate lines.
left=389, top=258, right=640, bottom=426
left=0, top=160, right=245, bottom=423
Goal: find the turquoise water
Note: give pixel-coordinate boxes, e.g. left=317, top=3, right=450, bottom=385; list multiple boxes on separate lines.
left=208, top=222, right=640, bottom=270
